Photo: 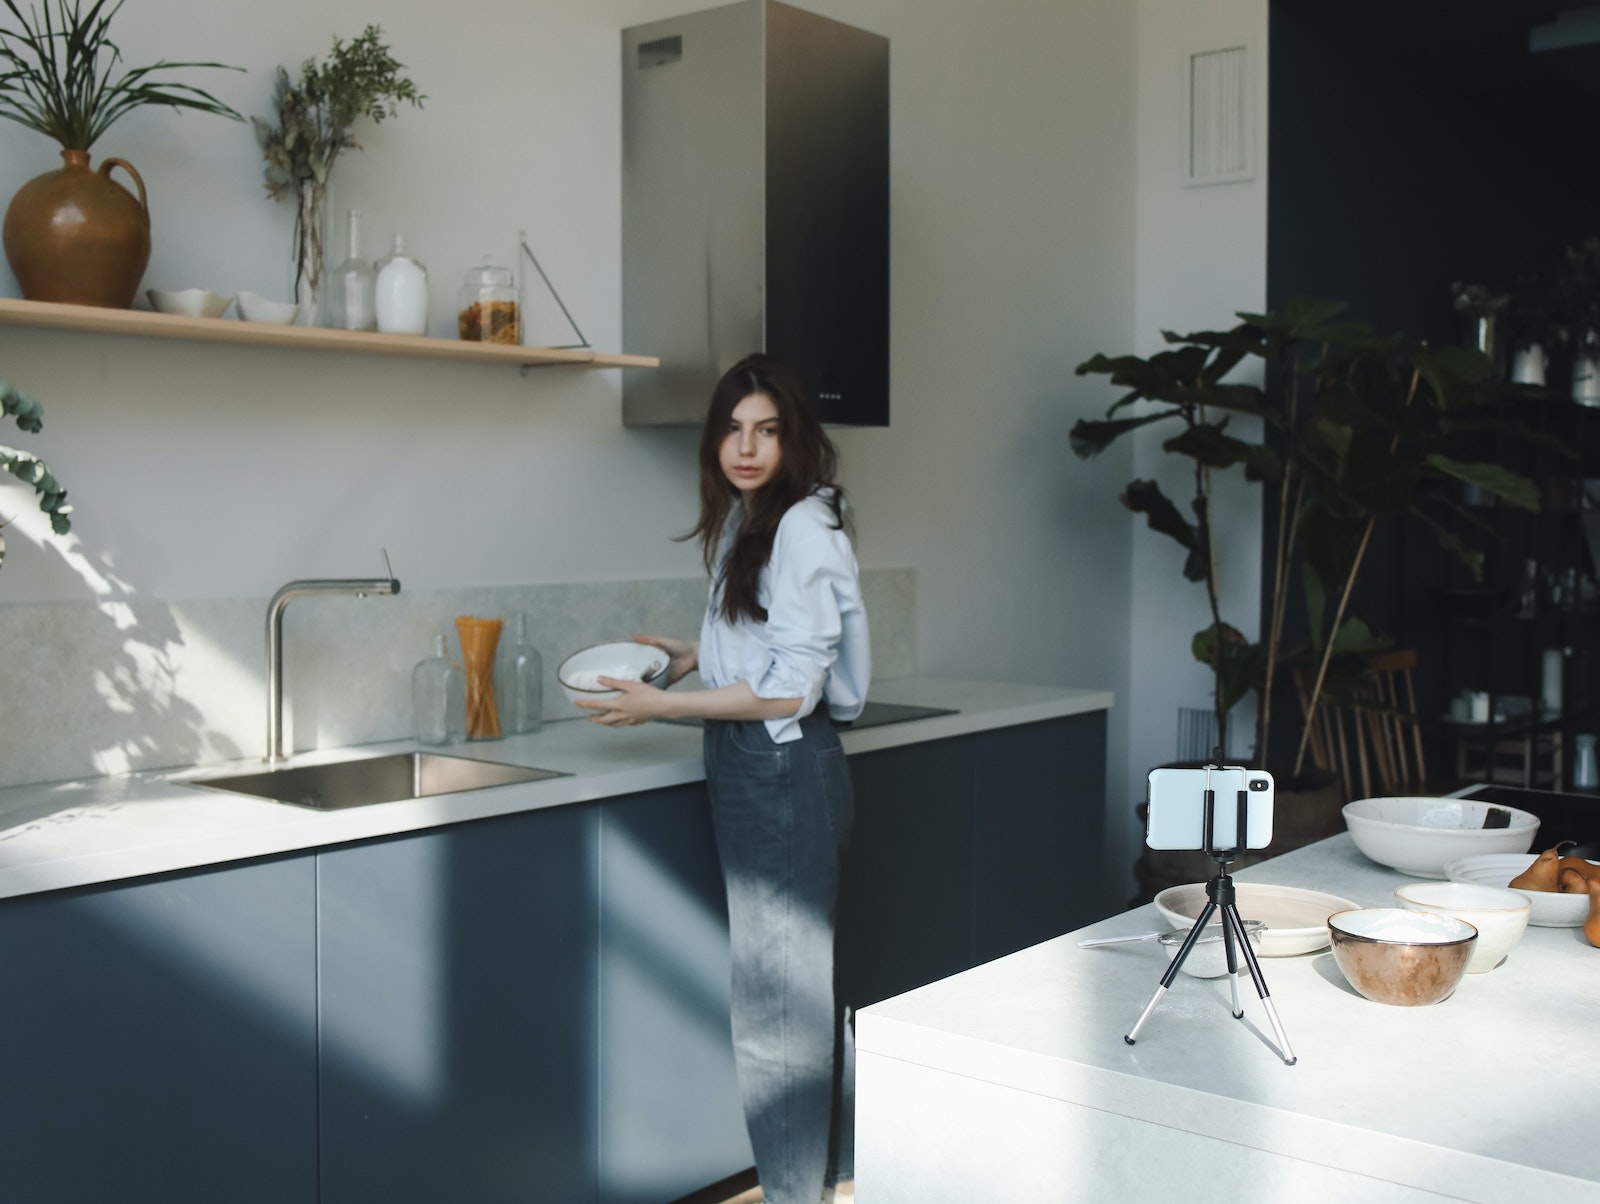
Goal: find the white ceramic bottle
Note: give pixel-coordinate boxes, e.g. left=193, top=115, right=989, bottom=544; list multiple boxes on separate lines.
left=375, top=233, right=429, bottom=335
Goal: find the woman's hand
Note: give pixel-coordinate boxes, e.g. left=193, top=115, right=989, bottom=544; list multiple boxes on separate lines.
left=632, top=633, right=698, bottom=686
left=575, top=677, right=674, bottom=726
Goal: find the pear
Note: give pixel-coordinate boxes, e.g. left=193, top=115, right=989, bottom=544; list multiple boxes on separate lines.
left=1558, top=856, right=1600, bottom=883
left=1509, top=844, right=1571, bottom=892
left=1585, top=878, right=1600, bottom=949
left=1559, top=866, right=1589, bottom=893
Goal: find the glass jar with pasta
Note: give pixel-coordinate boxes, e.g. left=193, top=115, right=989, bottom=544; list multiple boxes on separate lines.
left=457, top=257, right=521, bottom=345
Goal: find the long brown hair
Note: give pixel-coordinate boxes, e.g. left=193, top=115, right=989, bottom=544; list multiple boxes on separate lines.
left=684, top=354, right=847, bottom=624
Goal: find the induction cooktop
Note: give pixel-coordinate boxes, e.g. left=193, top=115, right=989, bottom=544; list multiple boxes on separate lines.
left=662, top=700, right=957, bottom=730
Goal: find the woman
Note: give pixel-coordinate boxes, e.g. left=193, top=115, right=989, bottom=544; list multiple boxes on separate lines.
left=578, top=353, right=868, bottom=1204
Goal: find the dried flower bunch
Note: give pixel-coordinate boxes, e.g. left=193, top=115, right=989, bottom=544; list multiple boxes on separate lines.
left=252, top=26, right=423, bottom=306
left=0, top=0, right=241, bottom=150
left=1450, top=281, right=1508, bottom=320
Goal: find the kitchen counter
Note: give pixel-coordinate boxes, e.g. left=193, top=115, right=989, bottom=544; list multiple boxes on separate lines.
left=855, top=833, right=1600, bottom=1204
left=0, top=676, right=1111, bottom=902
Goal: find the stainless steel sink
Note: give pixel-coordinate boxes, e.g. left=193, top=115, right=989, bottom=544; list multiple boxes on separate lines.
left=191, top=752, right=568, bottom=810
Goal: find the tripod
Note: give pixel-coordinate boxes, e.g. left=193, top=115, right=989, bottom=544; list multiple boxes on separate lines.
left=1124, top=763, right=1296, bottom=1065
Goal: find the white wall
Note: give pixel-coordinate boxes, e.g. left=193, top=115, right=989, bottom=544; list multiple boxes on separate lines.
left=1115, top=0, right=1269, bottom=891
left=0, top=0, right=1141, bottom=870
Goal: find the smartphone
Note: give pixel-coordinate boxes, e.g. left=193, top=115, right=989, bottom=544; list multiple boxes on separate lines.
left=1146, top=766, right=1275, bottom=851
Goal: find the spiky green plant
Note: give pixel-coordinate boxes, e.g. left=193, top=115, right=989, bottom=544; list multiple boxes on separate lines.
left=1, top=382, right=71, bottom=569
left=0, top=0, right=242, bottom=151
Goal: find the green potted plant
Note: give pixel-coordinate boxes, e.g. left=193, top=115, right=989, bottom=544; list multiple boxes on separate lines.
left=1, top=381, right=71, bottom=567
left=252, top=26, right=423, bottom=325
left=1072, top=299, right=1538, bottom=863
left=0, top=0, right=242, bottom=307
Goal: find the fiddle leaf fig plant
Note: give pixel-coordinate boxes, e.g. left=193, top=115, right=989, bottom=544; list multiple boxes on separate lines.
left=0, top=0, right=242, bottom=151
left=1, top=381, right=72, bottom=569
left=1073, top=297, right=1540, bottom=776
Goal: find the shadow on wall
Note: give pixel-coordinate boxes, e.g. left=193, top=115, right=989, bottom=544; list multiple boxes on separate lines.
left=0, top=537, right=245, bottom=789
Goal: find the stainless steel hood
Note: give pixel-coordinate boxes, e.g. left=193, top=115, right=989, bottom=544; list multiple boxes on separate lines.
left=621, top=0, right=889, bottom=427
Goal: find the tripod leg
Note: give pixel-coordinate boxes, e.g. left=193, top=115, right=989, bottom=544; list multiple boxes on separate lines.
left=1222, top=904, right=1297, bottom=1066
left=1125, top=901, right=1219, bottom=1044
left=1220, top=911, right=1242, bottom=1018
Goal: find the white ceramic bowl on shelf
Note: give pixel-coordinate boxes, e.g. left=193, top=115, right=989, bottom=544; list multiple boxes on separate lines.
left=1153, top=881, right=1357, bottom=956
left=146, top=288, right=232, bottom=318
left=557, top=641, right=669, bottom=705
left=1445, top=852, right=1596, bottom=927
left=1393, top=880, right=1531, bottom=972
left=1342, top=796, right=1539, bottom=878
left=236, top=290, right=298, bottom=324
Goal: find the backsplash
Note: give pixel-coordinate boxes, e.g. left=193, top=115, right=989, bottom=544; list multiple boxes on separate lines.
left=0, top=570, right=915, bottom=790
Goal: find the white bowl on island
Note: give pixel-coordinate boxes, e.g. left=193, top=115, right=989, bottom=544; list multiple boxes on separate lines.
left=1393, top=880, right=1531, bottom=972
left=1342, top=796, right=1539, bottom=878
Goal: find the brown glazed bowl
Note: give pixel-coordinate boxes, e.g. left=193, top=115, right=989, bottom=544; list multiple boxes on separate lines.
left=1327, top=908, right=1477, bottom=1006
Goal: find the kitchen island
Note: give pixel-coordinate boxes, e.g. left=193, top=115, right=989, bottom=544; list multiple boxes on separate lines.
left=854, top=832, right=1600, bottom=1203
left=0, top=675, right=1112, bottom=1204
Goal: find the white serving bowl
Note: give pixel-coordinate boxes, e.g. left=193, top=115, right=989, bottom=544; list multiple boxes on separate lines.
left=557, top=641, right=669, bottom=705
left=1393, top=880, right=1531, bottom=972
left=147, top=287, right=232, bottom=318
left=1445, top=852, right=1596, bottom=927
left=1327, top=908, right=1477, bottom=1006
left=1342, top=796, right=1539, bottom=878
left=1157, top=918, right=1266, bottom=978
left=236, top=290, right=298, bottom=324
left=1153, top=881, right=1357, bottom=956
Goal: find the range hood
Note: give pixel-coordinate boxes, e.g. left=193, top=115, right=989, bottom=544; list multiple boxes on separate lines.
left=621, top=0, right=889, bottom=427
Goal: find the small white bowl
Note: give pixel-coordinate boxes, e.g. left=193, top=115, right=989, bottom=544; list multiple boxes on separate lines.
left=1154, top=881, right=1357, bottom=956
left=147, top=288, right=232, bottom=318
left=1157, top=919, right=1266, bottom=978
left=1343, top=796, right=1539, bottom=878
left=557, top=641, right=669, bottom=705
left=1445, top=852, right=1596, bottom=927
left=1393, top=880, right=1531, bottom=973
left=236, top=290, right=298, bottom=324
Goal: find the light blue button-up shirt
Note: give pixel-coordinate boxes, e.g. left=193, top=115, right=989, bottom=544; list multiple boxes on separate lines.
left=698, top=491, right=871, bottom=743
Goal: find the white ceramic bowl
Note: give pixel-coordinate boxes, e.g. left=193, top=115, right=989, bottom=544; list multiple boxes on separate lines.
left=1153, top=881, right=1357, bottom=956
left=557, top=641, right=670, bottom=705
left=147, top=288, right=232, bottom=318
left=236, top=290, right=298, bottom=324
left=1342, top=796, right=1539, bottom=878
left=1445, top=852, right=1596, bottom=927
left=1393, top=880, right=1531, bottom=972
left=1157, top=918, right=1266, bottom=978
left=1327, top=908, right=1477, bottom=1006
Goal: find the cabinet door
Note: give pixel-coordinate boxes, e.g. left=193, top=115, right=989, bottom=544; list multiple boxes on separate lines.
left=317, top=804, right=597, bottom=1204
left=970, top=713, right=1108, bottom=965
left=0, top=853, right=318, bottom=1203
left=837, top=737, right=974, bottom=1008
left=597, top=784, right=750, bottom=1204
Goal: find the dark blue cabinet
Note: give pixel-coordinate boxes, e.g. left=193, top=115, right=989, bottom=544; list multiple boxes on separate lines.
left=0, top=853, right=319, bottom=1203
left=316, top=804, right=598, bottom=1204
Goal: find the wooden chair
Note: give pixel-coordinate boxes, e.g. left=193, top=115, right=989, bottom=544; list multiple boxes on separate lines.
left=1295, top=649, right=1426, bottom=800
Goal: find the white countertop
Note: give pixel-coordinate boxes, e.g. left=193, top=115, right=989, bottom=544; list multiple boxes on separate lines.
left=855, top=833, right=1600, bottom=1201
left=0, top=676, right=1111, bottom=902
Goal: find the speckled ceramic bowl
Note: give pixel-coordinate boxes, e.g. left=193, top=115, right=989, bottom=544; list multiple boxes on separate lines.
left=1327, top=908, right=1476, bottom=1006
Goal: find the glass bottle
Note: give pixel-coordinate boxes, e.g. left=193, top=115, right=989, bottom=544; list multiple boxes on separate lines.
left=458, top=256, right=521, bottom=344
left=327, top=208, right=377, bottom=332
left=375, top=233, right=429, bottom=336
left=495, top=612, right=543, bottom=735
left=413, top=633, right=466, bottom=745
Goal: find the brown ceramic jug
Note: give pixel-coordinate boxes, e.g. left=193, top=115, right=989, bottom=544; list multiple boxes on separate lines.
left=3, top=149, right=151, bottom=308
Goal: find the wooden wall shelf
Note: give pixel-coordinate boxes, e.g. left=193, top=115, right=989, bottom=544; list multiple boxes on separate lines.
left=0, top=297, right=658, bottom=371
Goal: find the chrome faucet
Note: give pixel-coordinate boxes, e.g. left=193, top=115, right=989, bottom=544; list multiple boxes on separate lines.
left=265, top=551, right=401, bottom=763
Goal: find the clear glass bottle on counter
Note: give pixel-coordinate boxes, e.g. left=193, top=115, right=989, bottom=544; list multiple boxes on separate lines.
left=495, top=612, right=543, bottom=735
left=458, top=256, right=521, bottom=344
left=413, top=633, right=466, bottom=745
left=375, top=233, right=429, bottom=335
left=327, top=208, right=377, bottom=331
